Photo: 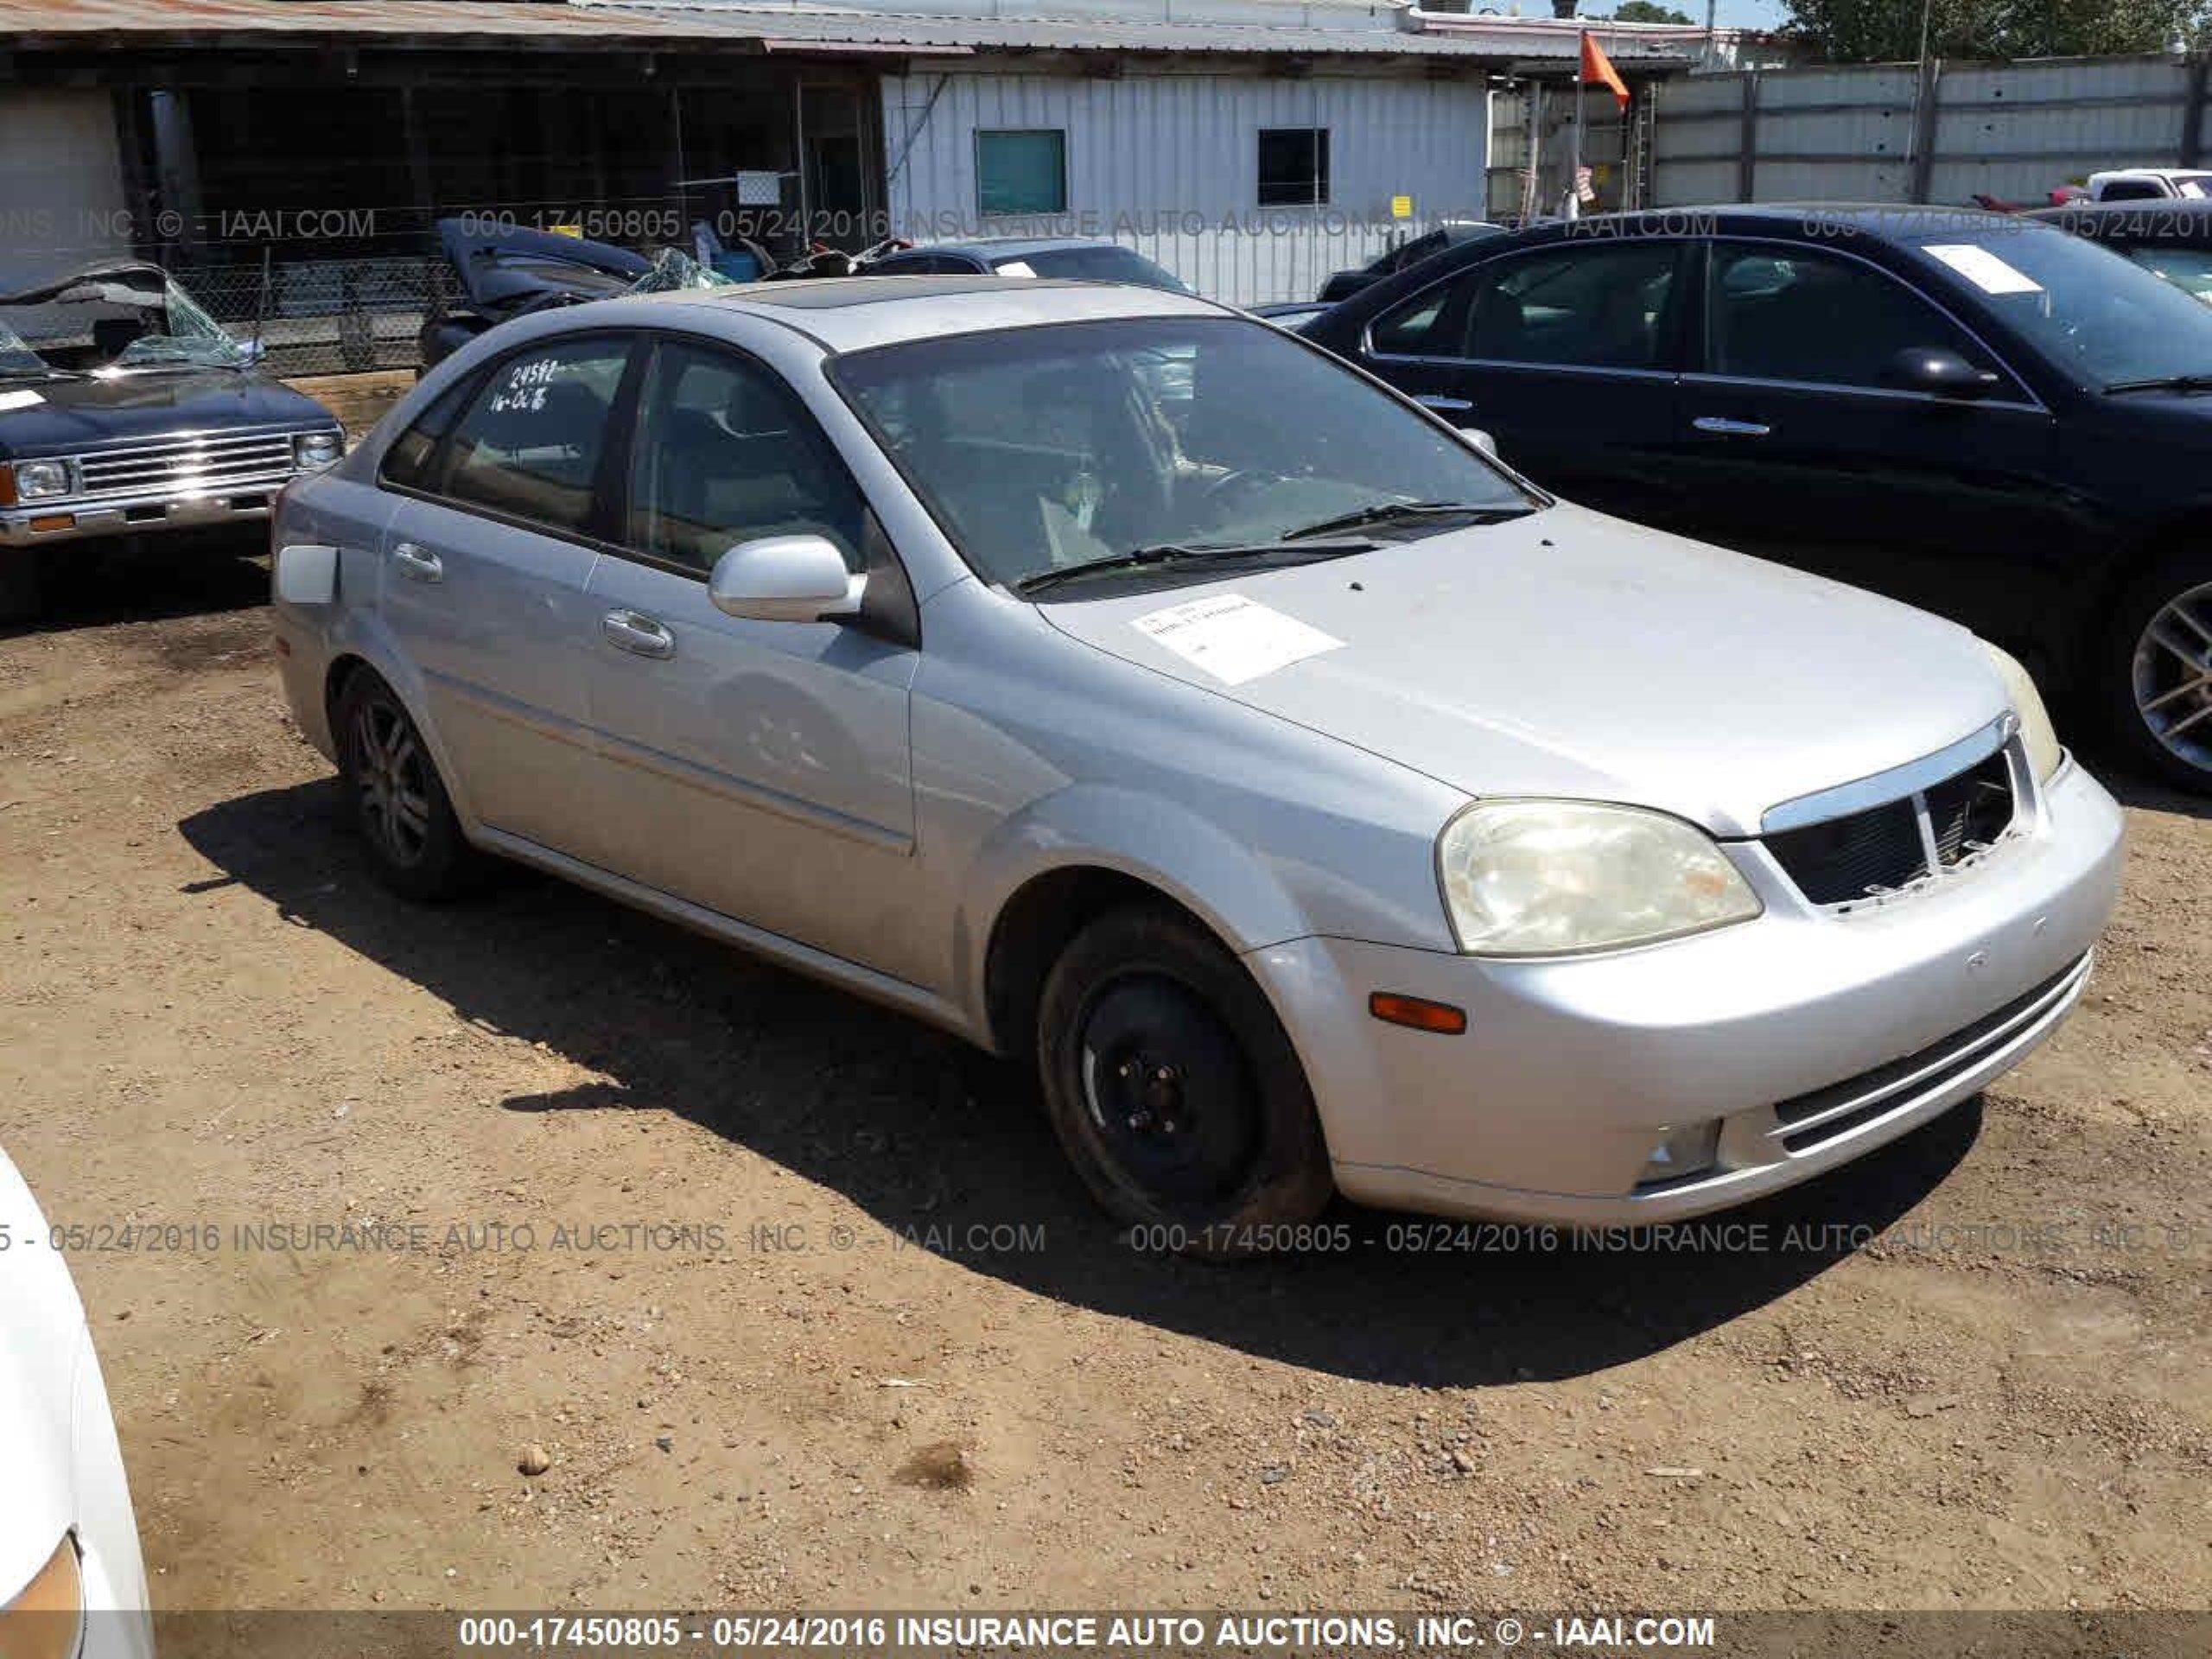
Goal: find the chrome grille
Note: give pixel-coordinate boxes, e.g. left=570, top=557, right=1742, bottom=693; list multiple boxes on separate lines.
left=1764, top=747, right=2018, bottom=909
left=73, top=429, right=301, bottom=499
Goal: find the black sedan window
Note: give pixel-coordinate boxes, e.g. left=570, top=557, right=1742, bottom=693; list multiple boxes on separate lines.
left=1907, top=225, right=2212, bottom=390
left=1370, top=240, right=1682, bottom=371
left=1707, top=244, right=1993, bottom=391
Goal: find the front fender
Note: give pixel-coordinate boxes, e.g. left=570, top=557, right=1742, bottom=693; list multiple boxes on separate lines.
left=949, top=782, right=1318, bottom=1037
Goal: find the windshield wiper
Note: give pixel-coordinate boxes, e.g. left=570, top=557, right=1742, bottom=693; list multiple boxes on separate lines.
left=2103, top=373, right=2212, bottom=395
left=1280, top=499, right=1536, bottom=542
left=1015, top=538, right=1375, bottom=596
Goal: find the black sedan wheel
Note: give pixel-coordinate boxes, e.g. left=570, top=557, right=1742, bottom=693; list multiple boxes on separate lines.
left=1037, top=906, right=1332, bottom=1250
left=334, top=669, right=483, bottom=899
left=2108, top=551, right=2212, bottom=792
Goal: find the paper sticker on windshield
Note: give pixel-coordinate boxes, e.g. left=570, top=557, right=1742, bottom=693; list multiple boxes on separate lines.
left=995, top=260, right=1038, bottom=278
left=0, top=389, right=45, bottom=412
left=1924, top=245, right=2044, bottom=296
left=1132, top=594, right=1344, bottom=686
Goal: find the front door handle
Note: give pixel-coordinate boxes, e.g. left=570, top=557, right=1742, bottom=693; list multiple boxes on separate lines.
left=391, top=540, right=443, bottom=582
left=601, top=608, right=676, bottom=661
left=1416, top=394, right=1476, bottom=413
left=1692, top=416, right=1771, bottom=437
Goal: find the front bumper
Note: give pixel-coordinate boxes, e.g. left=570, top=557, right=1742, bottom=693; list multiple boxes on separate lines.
left=1, top=470, right=302, bottom=547
left=1251, top=757, right=2125, bottom=1224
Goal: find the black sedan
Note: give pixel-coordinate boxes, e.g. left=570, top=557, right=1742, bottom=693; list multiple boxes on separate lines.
left=1315, top=219, right=1503, bottom=303
left=1303, top=205, right=2212, bottom=791
left=2030, top=197, right=2212, bottom=307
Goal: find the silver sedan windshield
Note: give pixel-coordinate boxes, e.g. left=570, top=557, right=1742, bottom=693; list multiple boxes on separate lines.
left=830, top=315, right=1532, bottom=590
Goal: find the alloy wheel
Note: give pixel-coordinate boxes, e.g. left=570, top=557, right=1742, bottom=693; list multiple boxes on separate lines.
left=2133, top=578, right=2212, bottom=778
left=350, top=693, right=433, bottom=868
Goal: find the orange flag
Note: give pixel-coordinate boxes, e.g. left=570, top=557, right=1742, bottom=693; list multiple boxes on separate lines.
left=1580, top=31, right=1631, bottom=111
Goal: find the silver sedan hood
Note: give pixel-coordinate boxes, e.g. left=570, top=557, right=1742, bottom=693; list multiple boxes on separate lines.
left=1038, top=504, right=2008, bottom=837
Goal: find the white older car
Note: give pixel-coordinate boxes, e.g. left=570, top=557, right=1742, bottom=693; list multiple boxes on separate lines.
left=0, top=1147, right=153, bottom=1659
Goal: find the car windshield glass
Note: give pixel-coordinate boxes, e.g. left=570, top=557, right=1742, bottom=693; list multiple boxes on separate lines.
left=1907, top=225, right=2212, bottom=388
left=2124, top=245, right=2212, bottom=306
left=626, top=248, right=737, bottom=296
left=993, top=247, right=1190, bottom=291
left=0, top=269, right=247, bottom=374
left=830, top=315, right=1532, bottom=591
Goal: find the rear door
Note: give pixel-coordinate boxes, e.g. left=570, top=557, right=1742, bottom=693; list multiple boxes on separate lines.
left=377, top=331, right=634, bottom=864
left=580, top=332, right=924, bottom=980
left=1668, top=238, right=2069, bottom=628
left=1355, top=237, right=1694, bottom=524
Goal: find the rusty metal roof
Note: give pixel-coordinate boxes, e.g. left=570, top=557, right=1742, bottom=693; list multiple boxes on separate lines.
left=0, top=0, right=1689, bottom=62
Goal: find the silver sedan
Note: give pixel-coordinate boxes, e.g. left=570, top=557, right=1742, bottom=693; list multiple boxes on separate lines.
left=270, top=276, right=2123, bottom=1246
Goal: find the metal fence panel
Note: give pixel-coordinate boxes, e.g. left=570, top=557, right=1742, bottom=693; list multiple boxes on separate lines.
left=1653, top=52, right=2209, bottom=209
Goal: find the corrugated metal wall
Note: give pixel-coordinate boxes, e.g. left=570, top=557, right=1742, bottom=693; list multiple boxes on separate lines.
left=1652, top=54, right=2208, bottom=207
left=880, top=68, right=1491, bottom=306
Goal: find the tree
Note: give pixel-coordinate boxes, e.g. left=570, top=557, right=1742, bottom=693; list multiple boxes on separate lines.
left=1782, top=0, right=2201, bottom=61
left=1608, top=0, right=1697, bottom=17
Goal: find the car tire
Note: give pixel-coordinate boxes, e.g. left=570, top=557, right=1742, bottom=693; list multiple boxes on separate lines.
left=1036, top=905, right=1333, bottom=1251
left=2103, top=549, right=2212, bottom=793
left=333, top=669, right=486, bottom=900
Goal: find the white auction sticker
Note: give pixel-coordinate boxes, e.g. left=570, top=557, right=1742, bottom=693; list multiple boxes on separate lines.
left=1924, top=244, right=2044, bottom=296
left=1131, top=593, right=1345, bottom=686
left=995, top=260, right=1038, bottom=278
left=0, top=388, right=47, bottom=411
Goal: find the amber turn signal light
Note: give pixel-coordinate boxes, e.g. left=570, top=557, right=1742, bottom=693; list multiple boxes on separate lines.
left=1368, top=992, right=1467, bottom=1034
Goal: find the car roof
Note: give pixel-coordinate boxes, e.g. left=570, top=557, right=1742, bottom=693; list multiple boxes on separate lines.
left=900, top=237, right=1146, bottom=260
left=2030, top=199, right=2212, bottom=241
left=628, top=274, right=1229, bottom=353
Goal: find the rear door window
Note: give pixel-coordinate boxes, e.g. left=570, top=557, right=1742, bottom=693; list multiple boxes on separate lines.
left=439, top=334, right=632, bottom=535
left=1369, top=239, right=1685, bottom=370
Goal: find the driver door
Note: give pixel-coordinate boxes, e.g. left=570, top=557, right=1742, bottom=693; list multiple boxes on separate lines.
left=581, top=334, right=925, bottom=982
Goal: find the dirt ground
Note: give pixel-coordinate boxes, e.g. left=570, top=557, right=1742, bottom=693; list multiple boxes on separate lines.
left=2, top=546, right=2208, bottom=1621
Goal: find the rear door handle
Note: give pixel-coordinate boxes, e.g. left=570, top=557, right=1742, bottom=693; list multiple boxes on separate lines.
left=1692, top=416, right=1771, bottom=436
left=1416, top=394, right=1475, bottom=412
left=601, top=608, right=676, bottom=660
left=391, top=540, right=443, bottom=582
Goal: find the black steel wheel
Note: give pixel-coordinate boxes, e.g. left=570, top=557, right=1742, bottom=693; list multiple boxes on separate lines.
left=1037, top=906, right=1332, bottom=1249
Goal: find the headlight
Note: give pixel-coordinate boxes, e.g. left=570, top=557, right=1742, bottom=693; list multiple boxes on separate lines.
left=12, top=459, right=73, bottom=500
left=294, top=430, right=343, bottom=468
left=1981, top=641, right=2063, bottom=783
left=1437, top=799, right=1763, bottom=957
left=0, top=1533, right=84, bottom=1659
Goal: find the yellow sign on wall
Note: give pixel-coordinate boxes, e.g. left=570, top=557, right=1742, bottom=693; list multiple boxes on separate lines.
left=1389, top=194, right=1414, bottom=220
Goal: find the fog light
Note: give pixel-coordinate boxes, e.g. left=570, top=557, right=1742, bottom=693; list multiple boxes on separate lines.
left=1638, top=1121, right=1720, bottom=1185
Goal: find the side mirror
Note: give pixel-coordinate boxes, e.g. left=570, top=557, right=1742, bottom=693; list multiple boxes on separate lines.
left=1886, top=347, right=2002, bottom=400
left=1465, top=428, right=1500, bottom=459
left=709, top=535, right=865, bottom=624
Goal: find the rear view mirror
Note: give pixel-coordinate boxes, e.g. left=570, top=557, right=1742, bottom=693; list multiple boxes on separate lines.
left=709, top=535, right=865, bottom=624
left=1886, top=347, right=2002, bottom=400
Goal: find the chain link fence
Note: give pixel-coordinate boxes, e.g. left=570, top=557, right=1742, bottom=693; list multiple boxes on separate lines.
left=171, top=256, right=461, bottom=378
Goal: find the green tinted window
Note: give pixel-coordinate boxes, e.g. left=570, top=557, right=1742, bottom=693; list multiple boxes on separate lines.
left=976, top=130, right=1067, bottom=217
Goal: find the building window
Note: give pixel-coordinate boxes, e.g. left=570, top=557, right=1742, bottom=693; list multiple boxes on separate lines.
left=976, top=129, right=1067, bottom=216
left=1257, top=128, right=1330, bottom=207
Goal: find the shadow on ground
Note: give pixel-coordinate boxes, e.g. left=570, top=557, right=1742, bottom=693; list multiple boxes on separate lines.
left=2, top=536, right=269, bottom=640
left=179, top=778, right=1980, bottom=1388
